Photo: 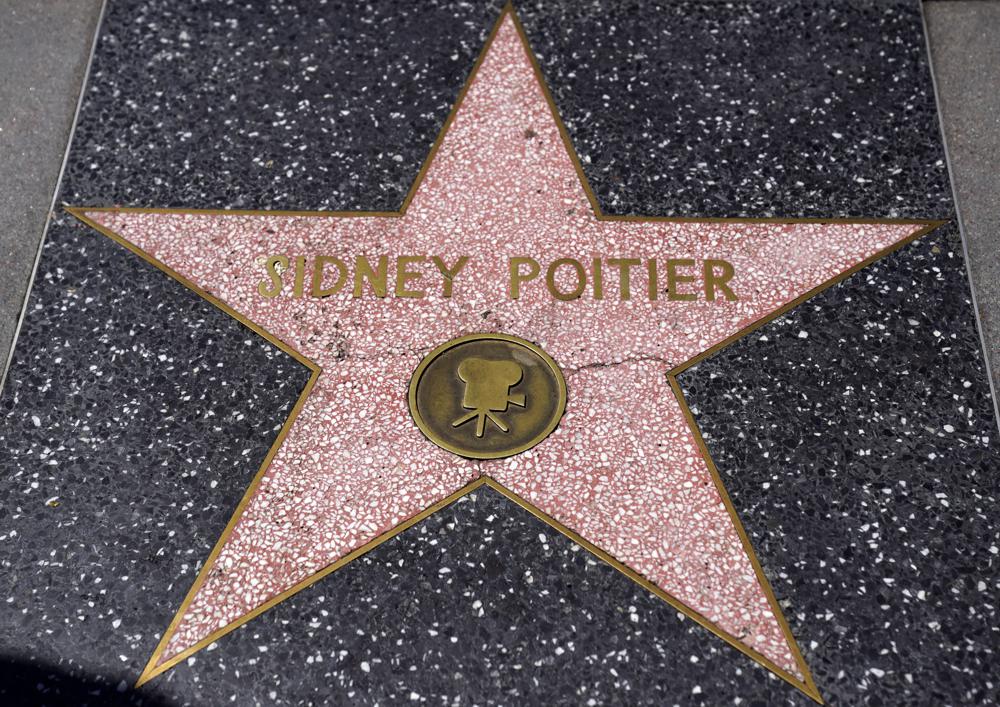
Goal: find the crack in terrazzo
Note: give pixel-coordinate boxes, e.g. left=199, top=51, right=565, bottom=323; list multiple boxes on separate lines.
left=333, top=350, right=672, bottom=376
left=563, top=354, right=673, bottom=378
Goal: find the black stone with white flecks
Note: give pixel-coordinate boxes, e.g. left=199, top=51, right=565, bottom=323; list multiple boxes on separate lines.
left=1, top=0, right=997, bottom=705
left=155, top=489, right=812, bottom=706
left=678, top=219, right=1000, bottom=705
left=63, top=0, right=506, bottom=211
left=520, top=0, right=953, bottom=221
left=0, top=209, right=313, bottom=700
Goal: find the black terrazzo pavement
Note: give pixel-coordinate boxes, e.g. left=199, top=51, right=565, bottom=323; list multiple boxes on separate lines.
left=523, top=0, right=954, bottom=220
left=157, top=489, right=812, bottom=707
left=1, top=0, right=997, bottom=705
left=0, top=211, right=313, bottom=699
left=680, top=220, right=1000, bottom=705
left=63, top=0, right=503, bottom=210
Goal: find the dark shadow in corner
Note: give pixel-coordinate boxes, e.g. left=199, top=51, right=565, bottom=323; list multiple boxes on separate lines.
left=0, top=656, right=174, bottom=706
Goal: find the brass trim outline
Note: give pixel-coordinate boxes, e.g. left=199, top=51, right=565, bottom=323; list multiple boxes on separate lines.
left=64, top=3, right=950, bottom=703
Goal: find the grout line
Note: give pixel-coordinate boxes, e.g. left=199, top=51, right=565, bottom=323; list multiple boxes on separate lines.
left=0, top=0, right=108, bottom=393
left=919, top=0, right=1000, bottom=436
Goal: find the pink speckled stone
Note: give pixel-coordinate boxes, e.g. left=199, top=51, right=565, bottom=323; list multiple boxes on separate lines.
left=87, top=16, right=922, bottom=679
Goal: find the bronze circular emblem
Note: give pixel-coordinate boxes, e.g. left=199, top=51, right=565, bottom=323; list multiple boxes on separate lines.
left=408, top=333, right=567, bottom=459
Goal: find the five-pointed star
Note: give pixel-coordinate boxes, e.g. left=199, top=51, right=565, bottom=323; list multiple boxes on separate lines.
left=71, top=7, right=938, bottom=702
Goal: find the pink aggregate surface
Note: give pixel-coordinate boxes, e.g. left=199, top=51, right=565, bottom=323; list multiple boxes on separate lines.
left=87, top=17, right=921, bottom=677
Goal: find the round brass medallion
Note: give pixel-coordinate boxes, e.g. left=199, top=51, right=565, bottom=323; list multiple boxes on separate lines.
left=408, top=333, right=567, bottom=459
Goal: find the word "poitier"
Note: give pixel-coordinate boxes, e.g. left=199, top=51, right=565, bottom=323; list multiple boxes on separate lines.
left=256, top=255, right=738, bottom=301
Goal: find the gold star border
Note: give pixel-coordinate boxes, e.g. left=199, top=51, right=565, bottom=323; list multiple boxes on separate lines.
left=66, top=4, right=945, bottom=702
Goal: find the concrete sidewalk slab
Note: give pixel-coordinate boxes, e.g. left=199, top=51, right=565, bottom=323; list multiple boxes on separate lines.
left=925, top=0, right=1000, bottom=396
left=0, top=0, right=103, bottom=381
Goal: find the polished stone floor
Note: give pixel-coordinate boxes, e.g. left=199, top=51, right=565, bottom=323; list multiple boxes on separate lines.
left=1, top=2, right=998, bottom=705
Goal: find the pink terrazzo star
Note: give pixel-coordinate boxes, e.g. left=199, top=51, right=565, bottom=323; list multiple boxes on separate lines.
left=76, top=9, right=935, bottom=700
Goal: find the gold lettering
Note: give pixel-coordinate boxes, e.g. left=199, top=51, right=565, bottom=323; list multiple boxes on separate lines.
left=704, top=259, right=737, bottom=301
left=353, top=255, right=388, bottom=298
left=311, top=256, right=347, bottom=297
left=607, top=258, right=641, bottom=300
left=592, top=258, right=603, bottom=300
left=257, top=255, right=288, bottom=298
left=666, top=259, right=698, bottom=301
left=509, top=257, right=540, bottom=299
left=394, top=256, right=426, bottom=298
left=545, top=258, right=586, bottom=301
left=293, top=255, right=307, bottom=298
left=255, top=254, right=735, bottom=304
left=431, top=255, right=469, bottom=298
